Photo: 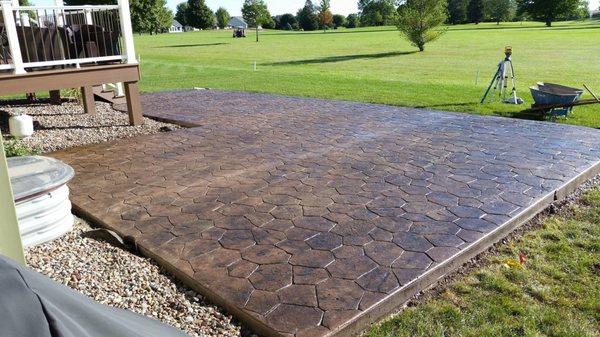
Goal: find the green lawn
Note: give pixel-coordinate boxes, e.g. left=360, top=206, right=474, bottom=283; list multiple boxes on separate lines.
left=366, top=188, right=600, bottom=337
left=135, top=20, right=600, bottom=128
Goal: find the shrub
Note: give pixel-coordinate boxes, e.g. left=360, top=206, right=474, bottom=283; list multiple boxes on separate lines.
left=2, top=138, right=41, bottom=158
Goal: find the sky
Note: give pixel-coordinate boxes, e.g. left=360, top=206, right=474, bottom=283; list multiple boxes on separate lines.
left=29, top=0, right=600, bottom=17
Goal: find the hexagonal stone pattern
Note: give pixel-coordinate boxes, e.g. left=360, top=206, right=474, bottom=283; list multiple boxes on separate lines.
left=53, top=90, right=600, bottom=337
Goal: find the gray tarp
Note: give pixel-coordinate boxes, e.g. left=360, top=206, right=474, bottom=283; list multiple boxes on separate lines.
left=0, top=255, right=190, bottom=337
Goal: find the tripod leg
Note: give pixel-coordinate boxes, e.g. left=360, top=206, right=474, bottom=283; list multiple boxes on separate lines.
left=509, top=60, right=518, bottom=100
left=481, top=66, right=502, bottom=103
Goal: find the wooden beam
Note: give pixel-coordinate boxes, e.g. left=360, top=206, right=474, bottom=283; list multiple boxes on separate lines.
left=81, top=86, right=96, bottom=114
left=49, top=90, right=61, bottom=105
left=0, top=64, right=140, bottom=96
left=124, top=81, right=143, bottom=126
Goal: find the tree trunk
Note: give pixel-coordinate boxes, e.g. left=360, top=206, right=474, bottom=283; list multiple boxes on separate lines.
left=418, top=45, right=424, bottom=52
left=545, top=18, right=552, bottom=27
left=256, top=26, right=259, bottom=42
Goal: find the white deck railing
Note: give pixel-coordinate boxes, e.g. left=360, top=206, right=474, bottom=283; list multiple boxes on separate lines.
left=0, top=0, right=136, bottom=74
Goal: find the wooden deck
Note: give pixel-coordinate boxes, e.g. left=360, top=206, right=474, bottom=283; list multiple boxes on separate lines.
left=0, top=64, right=143, bottom=126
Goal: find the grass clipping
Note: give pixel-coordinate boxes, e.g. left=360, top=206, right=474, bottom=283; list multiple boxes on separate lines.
left=368, top=188, right=600, bottom=336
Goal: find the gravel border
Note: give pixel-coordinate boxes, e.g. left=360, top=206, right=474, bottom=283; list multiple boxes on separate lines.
left=0, top=99, right=180, bottom=153
left=26, top=217, right=242, bottom=337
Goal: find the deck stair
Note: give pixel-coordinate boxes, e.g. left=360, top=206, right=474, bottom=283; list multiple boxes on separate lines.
left=93, top=84, right=127, bottom=105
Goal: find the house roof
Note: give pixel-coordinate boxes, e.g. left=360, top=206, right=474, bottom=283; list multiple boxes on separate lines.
left=228, top=16, right=247, bottom=28
left=171, top=19, right=183, bottom=28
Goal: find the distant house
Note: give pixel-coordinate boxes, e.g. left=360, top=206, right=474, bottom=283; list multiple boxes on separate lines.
left=169, top=19, right=183, bottom=33
left=184, top=25, right=199, bottom=32
left=227, top=16, right=248, bottom=29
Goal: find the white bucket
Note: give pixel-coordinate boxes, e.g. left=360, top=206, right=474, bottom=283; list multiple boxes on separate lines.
left=9, top=114, right=34, bottom=138
left=8, top=156, right=75, bottom=247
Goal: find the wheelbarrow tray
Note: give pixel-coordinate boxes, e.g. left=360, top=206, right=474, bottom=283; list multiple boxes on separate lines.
left=530, top=83, right=583, bottom=117
left=536, top=82, right=584, bottom=96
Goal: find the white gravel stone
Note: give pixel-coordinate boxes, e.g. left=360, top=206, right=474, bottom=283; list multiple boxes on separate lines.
left=25, top=218, right=241, bottom=337
left=1, top=100, right=179, bottom=153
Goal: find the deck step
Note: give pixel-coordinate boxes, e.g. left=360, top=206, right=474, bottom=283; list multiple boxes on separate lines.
left=92, top=85, right=127, bottom=105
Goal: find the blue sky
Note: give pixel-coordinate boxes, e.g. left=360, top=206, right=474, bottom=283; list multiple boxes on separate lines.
left=29, top=0, right=600, bottom=17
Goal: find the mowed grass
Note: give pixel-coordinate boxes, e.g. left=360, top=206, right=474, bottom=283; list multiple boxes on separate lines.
left=135, top=20, right=600, bottom=127
left=366, top=188, right=600, bottom=337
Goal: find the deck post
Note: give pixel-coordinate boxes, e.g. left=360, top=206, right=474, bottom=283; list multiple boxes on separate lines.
left=49, top=90, right=61, bottom=105
left=124, top=81, right=143, bottom=126
left=81, top=86, right=96, bottom=114
left=1, top=1, right=26, bottom=74
left=0, top=139, right=25, bottom=265
left=117, top=0, right=137, bottom=64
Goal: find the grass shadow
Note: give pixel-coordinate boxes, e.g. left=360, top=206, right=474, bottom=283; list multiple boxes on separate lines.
left=415, top=102, right=479, bottom=109
left=448, top=23, right=600, bottom=32
left=266, top=51, right=417, bottom=66
left=157, top=42, right=229, bottom=48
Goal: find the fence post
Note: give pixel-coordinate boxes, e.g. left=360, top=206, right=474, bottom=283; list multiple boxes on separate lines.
left=1, top=0, right=26, bottom=74
left=0, top=140, right=25, bottom=265
left=117, top=0, right=137, bottom=64
left=54, top=0, right=64, bottom=27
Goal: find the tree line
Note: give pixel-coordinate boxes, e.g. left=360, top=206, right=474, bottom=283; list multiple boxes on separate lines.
left=448, top=0, right=590, bottom=26
left=62, top=0, right=594, bottom=34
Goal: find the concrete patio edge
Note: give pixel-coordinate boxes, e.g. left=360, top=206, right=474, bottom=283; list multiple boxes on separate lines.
left=333, top=159, right=600, bottom=337
left=69, top=158, right=600, bottom=337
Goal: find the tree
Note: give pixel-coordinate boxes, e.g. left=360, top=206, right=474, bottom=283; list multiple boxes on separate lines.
left=396, top=0, right=447, bottom=51
left=64, top=0, right=173, bottom=34
left=517, top=0, right=580, bottom=26
left=130, top=0, right=173, bottom=34
left=448, top=0, right=469, bottom=24
left=185, top=0, right=215, bottom=29
left=317, top=0, right=334, bottom=31
left=276, top=13, right=299, bottom=30
left=359, top=0, right=397, bottom=26
left=215, top=7, right=230, bottom=29
left=297, top=0, right=319, bottom=31
left=332, top=14, right=347, bottom=28
left=262, top=16, right=276, bottom=29
left=468, top=0, right=485, bottom=23
left=242, top=0, right=272, bottom=41
left=486, top=0, right=515, bottom=24
left=174, top=2, right=188, bottom=26
left=346, top=13, right=360, bottom=27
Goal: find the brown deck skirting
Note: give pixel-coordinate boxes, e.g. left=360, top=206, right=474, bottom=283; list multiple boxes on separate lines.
left=0, top=64, right=140, bottom=96
left=0, top=64, right=144, bottom=126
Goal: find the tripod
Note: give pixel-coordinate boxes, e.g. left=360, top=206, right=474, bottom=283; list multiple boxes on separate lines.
left=481, top=46, right=522, bottom=104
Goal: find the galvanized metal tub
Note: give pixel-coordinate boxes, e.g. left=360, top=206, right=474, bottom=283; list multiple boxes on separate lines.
left=8, top=156, right=75, bottom=247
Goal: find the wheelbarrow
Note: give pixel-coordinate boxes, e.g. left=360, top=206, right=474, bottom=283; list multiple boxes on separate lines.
left=529, top=82, right=583, bottom=118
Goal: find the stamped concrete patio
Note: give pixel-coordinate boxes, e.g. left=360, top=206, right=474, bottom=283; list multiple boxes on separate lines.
left=53, top=90, right=600, bottom=337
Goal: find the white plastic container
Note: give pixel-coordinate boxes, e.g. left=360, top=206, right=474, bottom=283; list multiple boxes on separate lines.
left=8, top=114, right=34, bottom=138
left=8, top=156, right=75, bottom=247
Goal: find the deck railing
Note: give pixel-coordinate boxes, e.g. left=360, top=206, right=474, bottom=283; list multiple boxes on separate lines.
left=0, top=0, right=136, bottom=74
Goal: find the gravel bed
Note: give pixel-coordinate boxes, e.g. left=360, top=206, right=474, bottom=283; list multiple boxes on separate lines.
left=0, top=99, right=180, bottom=153
left=25, top=217, right=241, bottom=337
